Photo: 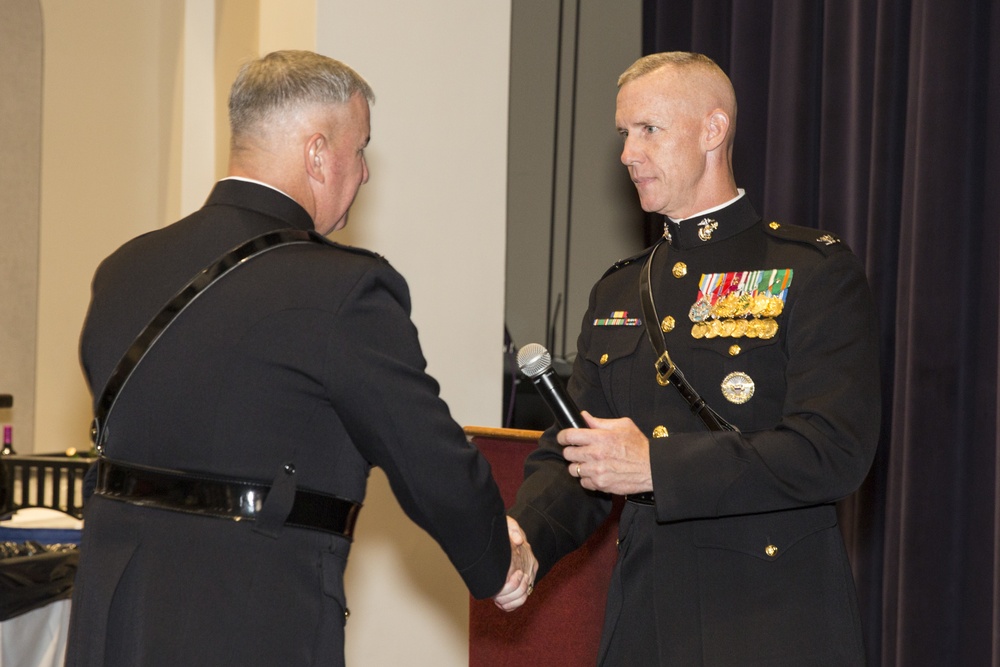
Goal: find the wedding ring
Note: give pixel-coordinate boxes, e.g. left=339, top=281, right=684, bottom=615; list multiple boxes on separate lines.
left=576, top=464, right=582, bottom=478
left=527, top=584, right=534, bottom=595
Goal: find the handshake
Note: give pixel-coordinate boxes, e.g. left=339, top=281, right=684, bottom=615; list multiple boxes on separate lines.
left=493, top=516, right=537, bottom=611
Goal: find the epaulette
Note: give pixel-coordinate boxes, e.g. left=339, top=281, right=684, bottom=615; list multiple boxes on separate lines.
left=600, top=243, right=657, bottom=279
left=320, top=237, right=384, bottom=261
left=762, top=221, right=849, bottom=256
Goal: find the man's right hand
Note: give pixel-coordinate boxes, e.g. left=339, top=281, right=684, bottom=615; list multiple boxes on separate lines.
left=493, top=516, right=537, bottom=611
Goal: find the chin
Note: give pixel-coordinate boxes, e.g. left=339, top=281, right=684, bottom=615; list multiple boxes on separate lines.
left=318, top=216, right=349, bottom=235
left=638, top=199, right=663, bottom=214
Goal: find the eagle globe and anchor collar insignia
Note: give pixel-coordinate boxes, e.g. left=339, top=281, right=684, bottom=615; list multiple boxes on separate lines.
left=697, top=218, right=719, bottom=241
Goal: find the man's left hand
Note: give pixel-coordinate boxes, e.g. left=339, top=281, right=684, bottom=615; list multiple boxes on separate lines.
left=558, top=411, right=653, bottom=495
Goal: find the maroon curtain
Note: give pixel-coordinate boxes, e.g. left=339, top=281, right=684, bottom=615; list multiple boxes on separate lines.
left=642, top=1, right=1000, bottom=665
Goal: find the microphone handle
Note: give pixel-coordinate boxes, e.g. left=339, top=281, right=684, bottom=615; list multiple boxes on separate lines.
left=530, top=370, right=587, bottom=429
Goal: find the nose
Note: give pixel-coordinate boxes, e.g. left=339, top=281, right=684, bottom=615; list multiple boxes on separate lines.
left=620, top=136, right=639, bottom=166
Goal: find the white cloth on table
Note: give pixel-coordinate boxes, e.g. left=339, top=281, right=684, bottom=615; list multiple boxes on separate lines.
left=0, top=508, right=82, bottom=667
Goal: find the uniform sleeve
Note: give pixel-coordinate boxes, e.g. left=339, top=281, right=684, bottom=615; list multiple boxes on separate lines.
left=508, top=286, right=614, bottom=580
left=323, top=262, right=510, bottom=599
left=651, top=250, right=881, bottom=520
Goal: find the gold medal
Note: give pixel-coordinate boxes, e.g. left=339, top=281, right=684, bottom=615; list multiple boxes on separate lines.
left=735, top=294, right=753, bottom=318
left=691, top=322, right=708, bottom=339
left=720, top=319, right=737, bottom=337
left=731, top=319, right=749, bottom=338
left=719, top=294, right=740, bottom=318
left=751, top=293, right=770, bottom=316
left=759, top=318, right=779, bottom=339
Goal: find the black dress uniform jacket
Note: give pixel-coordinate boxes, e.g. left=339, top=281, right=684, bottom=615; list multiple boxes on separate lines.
left=510, top=195, right=880, bottom=666
left=66, top=180, right=510, bottom=667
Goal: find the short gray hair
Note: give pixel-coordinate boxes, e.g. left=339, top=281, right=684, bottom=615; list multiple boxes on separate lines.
left=229, top=50, right=375, bottom=138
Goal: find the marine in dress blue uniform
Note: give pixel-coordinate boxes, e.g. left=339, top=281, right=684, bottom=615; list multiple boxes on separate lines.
left=66, top=52, right=521, bottom=667
left=508, top=52, right=880, bottom=666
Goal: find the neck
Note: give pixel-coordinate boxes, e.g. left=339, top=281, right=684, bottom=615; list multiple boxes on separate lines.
left=228, top=156, right=315, bottom=220
left=671, top=188, right=744, bottom=223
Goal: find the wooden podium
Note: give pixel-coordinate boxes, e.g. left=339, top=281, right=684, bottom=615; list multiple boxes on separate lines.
left=465, top=426, right=622, bottom=666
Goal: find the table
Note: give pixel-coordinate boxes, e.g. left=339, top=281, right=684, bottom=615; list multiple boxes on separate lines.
left=0, top=508, right=82, bottom=667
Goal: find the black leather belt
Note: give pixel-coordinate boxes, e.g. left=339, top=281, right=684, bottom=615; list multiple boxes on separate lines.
left=95, top=458, right=361, bottom=540
left=626, top=492, right=655, bottom=505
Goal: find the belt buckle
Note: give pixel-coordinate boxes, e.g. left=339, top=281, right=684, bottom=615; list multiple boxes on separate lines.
left=626, top=492, right=655, bottom=505
left=654, top=351, right=675, bottom=386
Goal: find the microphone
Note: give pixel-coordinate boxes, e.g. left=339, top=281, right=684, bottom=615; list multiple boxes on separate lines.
left=516, top=343, right=587, bottom=429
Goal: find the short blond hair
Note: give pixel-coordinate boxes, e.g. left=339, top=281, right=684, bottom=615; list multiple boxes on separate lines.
left=618, top=52, right=727, bottom=87
left=618, top=52, right=737, bottom=132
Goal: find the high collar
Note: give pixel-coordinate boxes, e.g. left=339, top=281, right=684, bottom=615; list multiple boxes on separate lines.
left=204, top=179, right=316, bottom=232
left=663, top=196, right=760, bottom=250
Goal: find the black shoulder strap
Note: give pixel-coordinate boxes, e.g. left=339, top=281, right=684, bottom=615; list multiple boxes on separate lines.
left=91, top=229, right=325, bottom=450
left=639, top=240, right=739, bottom=433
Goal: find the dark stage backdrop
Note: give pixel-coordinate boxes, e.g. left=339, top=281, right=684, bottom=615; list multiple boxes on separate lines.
left=642, top=1, right=1000, bottom=665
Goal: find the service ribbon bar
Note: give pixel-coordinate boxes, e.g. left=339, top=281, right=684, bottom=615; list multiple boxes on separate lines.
left=594, top=310, right=642, bottom=326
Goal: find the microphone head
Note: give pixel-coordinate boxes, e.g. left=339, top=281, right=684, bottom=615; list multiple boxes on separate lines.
left=517, top=343, right=552, bottom=379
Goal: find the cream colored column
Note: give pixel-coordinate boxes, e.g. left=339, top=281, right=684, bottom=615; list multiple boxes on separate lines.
left=0, top=0, right=42, bottom=454
left=179, top=0, right=218, bottom=217
left=316, top=2, right=512, bottom=666
left=35, top=1, right=185, bottom=453
left=259, top=0, right=315, bottom=53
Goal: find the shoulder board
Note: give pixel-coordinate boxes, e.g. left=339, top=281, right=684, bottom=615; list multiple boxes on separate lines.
left=600, top=243, right=657, bottom=279
left=316, top=235, right=384, bottom=261
left=762, top=221, right=849, bottom=256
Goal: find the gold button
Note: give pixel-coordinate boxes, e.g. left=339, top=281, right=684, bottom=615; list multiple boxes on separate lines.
left=660, top=316, right=675, bottom=333
left=672, top=262, right=687, bottom=278
left=769, top=221, right=780, bottom=230
left=600, top=354, right=609, bottom=365
left=728, top=344, right=741, bottom=356
left=765, top=544, right=778, bottom=557
left=652, top=425, right=669, bottom=438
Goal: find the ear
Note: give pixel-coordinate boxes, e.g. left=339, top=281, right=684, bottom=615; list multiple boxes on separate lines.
left=305, top=133, right=327, bottom=183
left=703, top=110, right=730, bottom=153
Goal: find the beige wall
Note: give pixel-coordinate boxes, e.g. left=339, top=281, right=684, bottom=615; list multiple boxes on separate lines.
left=317, top=3, right=511, bottom=665
left=32, top=1, right=509, bottom=665
left=0, top=0, right=43, bottom=454
left=36, top=0, right=186, bottom=453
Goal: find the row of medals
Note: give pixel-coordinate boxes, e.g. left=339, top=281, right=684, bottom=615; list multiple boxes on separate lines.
left=689, top=291, right=784, bottom=340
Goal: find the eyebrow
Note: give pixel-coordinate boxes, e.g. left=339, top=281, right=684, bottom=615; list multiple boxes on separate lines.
left=616, top=118, right=656, bottom=131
